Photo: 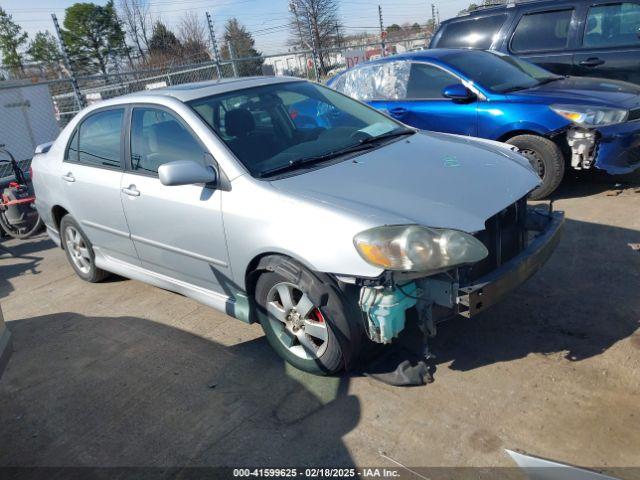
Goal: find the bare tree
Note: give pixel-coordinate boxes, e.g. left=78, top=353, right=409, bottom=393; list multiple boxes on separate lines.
left=178, top=11, right=210, bottom=62
left=289, top=0, right=340, bottom=71
left=118, top=0, right=152, bottom=62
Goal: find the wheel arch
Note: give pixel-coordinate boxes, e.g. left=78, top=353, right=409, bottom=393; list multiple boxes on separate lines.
left=51, top=205, right=70, bottom=248
left=497, top=129, right=548, bottom=143
left=244, top=252, right=316, bottom=301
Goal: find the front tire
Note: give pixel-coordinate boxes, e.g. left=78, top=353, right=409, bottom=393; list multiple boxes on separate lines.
left=60, top=215, right=109, bottom=283
left=255, top=263, right=359, bottom=375
left=507, top=134, right=565, bottom=199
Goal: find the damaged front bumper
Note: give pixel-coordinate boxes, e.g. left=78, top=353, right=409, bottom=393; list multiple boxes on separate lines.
left=566, top=119, right=640, bottom=174
left=356, top=206, right=565, bottom=344
left=458, top=209, right=564, bottom=317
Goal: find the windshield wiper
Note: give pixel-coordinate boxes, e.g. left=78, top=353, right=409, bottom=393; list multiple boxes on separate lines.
left=357, top=128, right=415, bottom=146
left=259, top=142, right=377, bottom=178
left=259, top=129, right=415, bottom=178
left=535, top=76, right=565, bottom=86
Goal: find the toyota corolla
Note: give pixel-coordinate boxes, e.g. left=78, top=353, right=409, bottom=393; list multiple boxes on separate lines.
left=32, top=77, right=563, bottom=374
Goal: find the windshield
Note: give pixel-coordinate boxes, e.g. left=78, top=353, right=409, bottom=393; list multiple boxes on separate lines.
left=444, top=50, right=562, bottom=93
left=188, top=81, right=408, bottom=178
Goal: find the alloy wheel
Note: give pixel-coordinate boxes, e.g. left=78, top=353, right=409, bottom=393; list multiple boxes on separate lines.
left=266, top=282, right=329, bottom=360
left=65, top=226, right=91, bottom=275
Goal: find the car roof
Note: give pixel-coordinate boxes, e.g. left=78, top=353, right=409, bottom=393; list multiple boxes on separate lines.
left=365, top=48, right=487, bottom=65
left=442, top=0, right=577, bottom=23
left=119, top=75, right=304, bottom=103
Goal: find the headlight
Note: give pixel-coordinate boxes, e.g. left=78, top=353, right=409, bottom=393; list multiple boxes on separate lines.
left=551, top=104, right=628, bottom=127
left=353, top=225, right=488, bottom=272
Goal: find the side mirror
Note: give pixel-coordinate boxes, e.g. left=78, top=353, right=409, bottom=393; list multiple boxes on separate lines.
left=442, top=84, right=476, bottom=103
left=158, top=160, right=217, bottom=187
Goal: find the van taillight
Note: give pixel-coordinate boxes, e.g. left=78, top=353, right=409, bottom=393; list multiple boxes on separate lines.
left=29, top=166, right=33, bottom=180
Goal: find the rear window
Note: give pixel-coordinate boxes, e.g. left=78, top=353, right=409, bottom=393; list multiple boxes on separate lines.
left=584, top=3, right=640, bottom=48
left=436, top=14, right=507, bottom=49
left=511, top=9, right=574, bottom=53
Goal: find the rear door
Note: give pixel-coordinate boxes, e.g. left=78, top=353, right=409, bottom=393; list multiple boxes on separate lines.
left=61, top=107, right=138, bottom=264
left=507, top=5, right=579, bottom=76
left=385, top=62, right=478, bottom=136
left=573, top=1, right=640, bottom=85
left=119, top=105, right=231, bottom=294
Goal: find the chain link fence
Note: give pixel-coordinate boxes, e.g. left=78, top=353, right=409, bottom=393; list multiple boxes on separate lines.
left=1, top=35, right=431, bottom=133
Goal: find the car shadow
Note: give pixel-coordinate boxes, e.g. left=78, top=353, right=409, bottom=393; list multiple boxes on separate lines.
left=0, top=312, right=359, bottom=467
left=549, top=169, right=640, bottom=200
left=431, top=217, right=640, bottom=372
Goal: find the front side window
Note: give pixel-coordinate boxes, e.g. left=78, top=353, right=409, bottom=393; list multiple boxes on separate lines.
left=511, top=9, right=574, bottom=53
left=444, top=50, right=561, bottom=93
left=406, top=63, right=458, bottom=99
left=130, top=108, right=205, bottom=174
left=189, top=81, right=408, bottom=178
left=75, top=109, right=124, bottom=168
left=584, top=3, right=640, bottom=48
left=436, top=14, right=507, bottom=49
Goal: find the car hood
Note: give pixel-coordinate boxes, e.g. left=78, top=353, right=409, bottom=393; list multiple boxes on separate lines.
left=270, top=131, right=540, bottom=233
left=510, top=76, right=640, bottom=110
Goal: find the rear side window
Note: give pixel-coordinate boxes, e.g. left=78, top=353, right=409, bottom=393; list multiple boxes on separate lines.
left=130, top=108, right=205, bottom=174
left=74, top=109, right=124, bottom=168
left=406, top=63, right=458, bottom=98
left=436, top=15, right=507, bottom=49
left=511, top=9, right=574, bottom=53
left=332, top=61, right=410, bottom=100
left=584, top=3, right=640, bottom=48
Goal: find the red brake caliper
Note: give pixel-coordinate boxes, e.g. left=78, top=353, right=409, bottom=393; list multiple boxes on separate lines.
left=310, top=308, right=324, bottom=323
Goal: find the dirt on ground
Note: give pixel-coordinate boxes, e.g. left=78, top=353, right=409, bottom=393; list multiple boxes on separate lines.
left=0, top=170, right=639, bottom=476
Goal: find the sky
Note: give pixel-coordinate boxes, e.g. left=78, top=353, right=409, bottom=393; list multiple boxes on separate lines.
left=2, top=0, right=473, bottom=55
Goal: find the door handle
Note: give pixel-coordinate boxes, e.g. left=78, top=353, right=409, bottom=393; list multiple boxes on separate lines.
left=389, top=107, right=408, bottom=117
left=121, top=185, right=140, bottom=197
left=579, top=57, right=605, bottom=67
left=62, top=172, right=75, bottom=183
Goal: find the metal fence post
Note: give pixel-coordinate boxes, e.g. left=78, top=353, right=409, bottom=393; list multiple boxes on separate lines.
left=51, top=13, right=85, bottom=110
left=229, top=41, right=239, bottom=77
left=205, top=11, right=223, bottom=79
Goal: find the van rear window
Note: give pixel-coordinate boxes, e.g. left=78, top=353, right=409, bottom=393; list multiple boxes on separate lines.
left=435, top=14, right=507, bottom=50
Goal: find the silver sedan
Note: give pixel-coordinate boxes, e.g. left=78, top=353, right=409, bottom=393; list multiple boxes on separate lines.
left=32, top=76, right=563, bottom=374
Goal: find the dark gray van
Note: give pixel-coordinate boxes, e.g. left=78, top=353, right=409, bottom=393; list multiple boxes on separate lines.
left=430, top=0, right=640, bottom=85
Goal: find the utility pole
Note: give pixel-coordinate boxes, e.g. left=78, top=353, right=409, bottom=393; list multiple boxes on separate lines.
left=306, top=14, right=321, bottom=82
left=378, top=5, right=386, bottom=57
left=205, top=11, right=222, bottom=79
left=51, top=13, right=85, bottom=110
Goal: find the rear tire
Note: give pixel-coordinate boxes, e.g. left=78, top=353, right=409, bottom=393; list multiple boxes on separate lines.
left=506, top=134, right=565, bottom=199
left=254, top=260, right=360, bottom=375
left=60, top=215, right=110, bottom=283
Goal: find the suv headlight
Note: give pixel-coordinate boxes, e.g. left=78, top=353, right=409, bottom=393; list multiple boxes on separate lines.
left=354, top=225, right=488, bottom=272
left=551, top=104, right=628, bottom=127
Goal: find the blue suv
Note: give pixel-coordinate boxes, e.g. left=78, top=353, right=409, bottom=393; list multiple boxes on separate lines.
left=328, top=49, right=640, bottom=198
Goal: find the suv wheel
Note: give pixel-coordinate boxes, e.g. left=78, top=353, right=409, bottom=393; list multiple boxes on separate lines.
left=507, top=134, right=565, bottom=199
left=60, top=215, right=110, bottom=283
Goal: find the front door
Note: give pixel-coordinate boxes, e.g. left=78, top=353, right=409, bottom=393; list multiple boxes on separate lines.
left=61, top=107, right=138, bottom=264
left=385, top=62, right=478, bottom=136
left=119, top=106, right=232, bottom=294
